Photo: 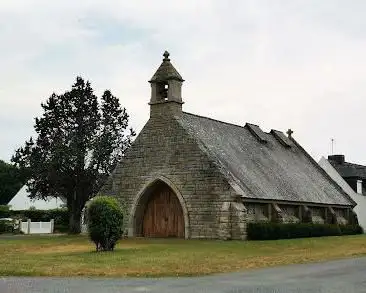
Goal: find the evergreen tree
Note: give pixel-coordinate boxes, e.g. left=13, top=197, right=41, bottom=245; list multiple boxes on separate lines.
left=0, top=160, right=24, bottom=205
left=12, top=77, right=135, bottom=233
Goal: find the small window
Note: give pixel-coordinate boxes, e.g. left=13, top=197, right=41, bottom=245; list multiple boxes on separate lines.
left=357, top=180, right=363, bottom=194
left=157, top=82, right=168, bottom=100
left=163, top=83, right=169, bottom=100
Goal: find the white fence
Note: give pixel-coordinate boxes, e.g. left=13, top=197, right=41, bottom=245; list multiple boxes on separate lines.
left=20, top=219, right=54, bottom=234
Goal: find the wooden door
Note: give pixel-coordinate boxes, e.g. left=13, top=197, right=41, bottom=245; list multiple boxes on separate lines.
left=142, top=185, right=184, bottom=238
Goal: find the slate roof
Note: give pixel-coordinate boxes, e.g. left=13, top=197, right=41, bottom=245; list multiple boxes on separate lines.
left=149, top=51, right=184, bottom=83
left=176, top=112, right=354, bottom=206
left=329, top=158, right=366, bottom=180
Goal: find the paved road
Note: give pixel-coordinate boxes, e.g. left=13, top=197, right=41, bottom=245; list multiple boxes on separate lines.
left=1, top=257, right=366, bottom=293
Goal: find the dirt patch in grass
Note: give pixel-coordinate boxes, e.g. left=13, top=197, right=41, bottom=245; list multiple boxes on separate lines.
left=25, top=243, right=146, bottom=254
left=0, top=235, right=365, bottom=277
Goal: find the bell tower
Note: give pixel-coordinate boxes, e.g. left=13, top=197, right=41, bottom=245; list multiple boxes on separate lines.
left=149, top=51, right=184, bottom=118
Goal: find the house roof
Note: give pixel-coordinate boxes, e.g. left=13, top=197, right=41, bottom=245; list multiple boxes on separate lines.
left=8, top=185, right=65, bottom=211
left=149, top=51, right=184, bottom=83
left=176, top=112, right=354, bottom=206
left=318, top=157, right=357, bottom=197
left=328, top=156, right=366, bottom=179
left=319, top=157, right=366, bottom=229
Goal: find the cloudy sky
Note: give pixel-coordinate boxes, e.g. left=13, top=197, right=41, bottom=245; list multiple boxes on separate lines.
left=1, top=0, right=366, bottom=165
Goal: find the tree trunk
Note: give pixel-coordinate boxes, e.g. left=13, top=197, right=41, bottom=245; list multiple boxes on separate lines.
left=68, top=194, right=83, bottom=234
left=69, top=206, right=82, bottom=234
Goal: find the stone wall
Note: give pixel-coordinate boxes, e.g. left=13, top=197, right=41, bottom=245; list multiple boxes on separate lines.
left=245, top=203, right=269, bottom=222
left=101, top=111, right=241, bottom=239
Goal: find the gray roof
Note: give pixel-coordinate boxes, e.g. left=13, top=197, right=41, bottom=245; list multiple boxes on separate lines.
left=149, top=51, right=184, bottom=82
left=330, top=161, right=366, bottom=180
left=177, top=112, right=354, bottom=206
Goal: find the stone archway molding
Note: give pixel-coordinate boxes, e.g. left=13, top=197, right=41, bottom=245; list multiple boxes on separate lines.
left=128, top=175, right=190, bottom=239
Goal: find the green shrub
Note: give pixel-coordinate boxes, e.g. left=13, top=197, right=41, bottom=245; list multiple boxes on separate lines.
left=22, top=209, right=49, bottom=222
left=87, top=196, right=124, bottom=251
left=53, top=224, right=69, bottom=234
left=0, top=219, right=14, bottom=234
left=47, top=209, right=69, bottom=227
left=339, top=224, right=364, bottom=235
left=247, top=222, right=363, bottom=240
left=0, top=205, right=11, bottom=218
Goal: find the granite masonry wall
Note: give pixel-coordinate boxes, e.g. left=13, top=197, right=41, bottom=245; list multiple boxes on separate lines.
left=101, top=104, right=246, bottom=239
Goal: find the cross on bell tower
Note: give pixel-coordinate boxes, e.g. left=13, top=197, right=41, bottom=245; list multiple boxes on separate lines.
left=148, top=51, right=184, bottom=119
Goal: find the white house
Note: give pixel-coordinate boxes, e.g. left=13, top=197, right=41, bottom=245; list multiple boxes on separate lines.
left=319, top=156, right=366, bottom=231
left=7, top=185, right=65, bottom=210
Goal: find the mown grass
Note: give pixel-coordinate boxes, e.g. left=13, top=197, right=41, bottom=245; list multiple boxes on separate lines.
left=0, top=234, right=365, bottom=277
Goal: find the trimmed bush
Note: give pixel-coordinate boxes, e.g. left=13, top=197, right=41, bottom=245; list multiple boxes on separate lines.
left=339, top=224, right=364, bottom=235
left=247, top=222, right=363, bottom=240
left=87, top=196, right=124, bottom=251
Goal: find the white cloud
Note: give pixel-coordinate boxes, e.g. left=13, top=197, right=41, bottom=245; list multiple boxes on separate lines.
left=1, top=0, right=366, bottom=166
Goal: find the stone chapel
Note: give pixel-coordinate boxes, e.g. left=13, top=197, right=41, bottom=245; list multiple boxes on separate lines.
left=101, top=51, right=357, bottom=240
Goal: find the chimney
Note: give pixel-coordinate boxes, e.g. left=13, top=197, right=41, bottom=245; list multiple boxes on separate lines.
left=328, top=154, right=345, bottom=164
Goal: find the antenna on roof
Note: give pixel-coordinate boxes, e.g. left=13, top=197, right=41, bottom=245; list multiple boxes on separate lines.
left=331, top=138, right=334, bottom=155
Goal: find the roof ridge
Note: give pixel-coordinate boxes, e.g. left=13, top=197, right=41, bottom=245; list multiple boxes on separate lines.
left=182, top=112, right=288, bottom=136
left=182, top=111, right=258, bottom=131
left=343, top=161, right=366, bottom=168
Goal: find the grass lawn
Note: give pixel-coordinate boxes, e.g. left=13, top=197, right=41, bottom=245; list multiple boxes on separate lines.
left=0, top=234, right=365, bottom=277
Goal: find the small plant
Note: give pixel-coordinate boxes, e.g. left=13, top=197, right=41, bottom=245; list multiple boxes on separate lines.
left=87, top=196, right=124, bottom=252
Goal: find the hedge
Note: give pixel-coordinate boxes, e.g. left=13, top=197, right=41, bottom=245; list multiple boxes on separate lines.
left=0, top=205, right=11, bottom=218
left=247, top=222, right=364, bottom=240
left=0, top=220, right=14, bottom=234
left=53, top=224, right=69, bottom=233
left=0, top=205, right=68, bottom=226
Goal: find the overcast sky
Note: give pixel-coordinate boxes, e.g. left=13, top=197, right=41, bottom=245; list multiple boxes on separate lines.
left=1, top=0, right=365, bottom=165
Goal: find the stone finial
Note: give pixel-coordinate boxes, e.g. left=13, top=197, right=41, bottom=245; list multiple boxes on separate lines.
left=163, top=51, right=170, bottom=61
left=287, top=129, right=294, bottom=138
left=149, top=51, right=183, bottom=83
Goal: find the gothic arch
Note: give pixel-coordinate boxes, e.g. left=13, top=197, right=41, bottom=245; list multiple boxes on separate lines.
left=128, top=176, right=190, bottom=239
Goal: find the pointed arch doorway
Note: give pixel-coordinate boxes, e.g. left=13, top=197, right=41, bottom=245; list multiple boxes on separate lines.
left=131, top=179, right=187, bottom=238
left=143, top=183, right=184, bottom=237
